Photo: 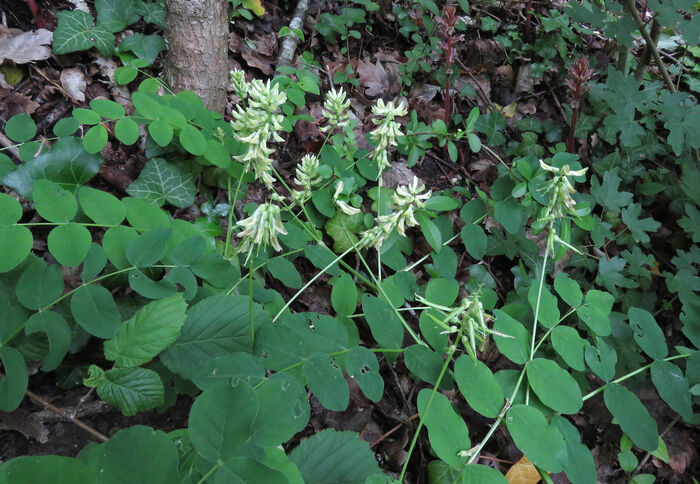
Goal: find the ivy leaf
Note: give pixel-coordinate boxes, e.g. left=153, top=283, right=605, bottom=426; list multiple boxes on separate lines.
left=589, top=168, right=633, bottom=212
left=475, top=111, right=506, bottom=145
left=1, top=137, right=102, bottom=198
left=135, top=1, right=165, bottom=27
left=117, top=33, right=166, bottom=65
left=596, top=256, right=638, bottom=294
left=126, top=158, right=195, bottom=208
left=95, top=0, right=140, bottom=33
left=53, top=10, right=115, bottom=56
left=621, top=203, right=660, bottom=244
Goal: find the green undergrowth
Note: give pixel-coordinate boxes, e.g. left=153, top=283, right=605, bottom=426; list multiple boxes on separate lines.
left=0, top=0, right=699, bottom=483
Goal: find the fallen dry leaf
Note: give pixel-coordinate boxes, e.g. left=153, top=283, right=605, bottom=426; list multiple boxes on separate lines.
left=60, top=67, right=87, bottom=102
left=514, top=64, right=534, bottom=94
left=0, top=408, right=49, bottom=444
left=505, top=456, right=541, bottom=484
left=357, top=59, right=399, bottom=98
left=0, top=27, right=53, bottom=65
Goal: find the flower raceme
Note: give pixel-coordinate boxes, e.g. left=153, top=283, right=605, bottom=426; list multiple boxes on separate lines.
left=292, top=153, right=322, bottom=202
left=320, top=87, right=351, bottom=133
left=236, top=202, right=287, bottom=262
left=370, top=99, right=408, bottom=171
left=539, top=159, right=587, bottom=219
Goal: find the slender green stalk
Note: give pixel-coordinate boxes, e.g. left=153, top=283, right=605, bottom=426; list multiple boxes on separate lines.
left=248, top=264, right=255, bottom=346
left=224, top=174, right=245, bottom=258
left=196, top=462, right=223, bottom=484
left=526, top=247, right=549, bottom=405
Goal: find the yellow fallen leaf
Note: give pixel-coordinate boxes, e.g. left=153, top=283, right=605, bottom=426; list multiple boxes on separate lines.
left=505, top=456, right=541, bottom=484
left=501, top=101, right=518, bottom=118
left=1, top=65, right=23, bottom=86
left=242, top=0, right=265, bottom=16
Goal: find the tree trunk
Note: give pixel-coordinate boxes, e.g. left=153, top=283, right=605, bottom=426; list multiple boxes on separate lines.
left=163, top=0, right=228, bottom=113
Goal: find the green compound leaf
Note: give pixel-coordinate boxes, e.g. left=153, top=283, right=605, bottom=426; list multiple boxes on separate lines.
left=161, top=294, right=271, bottom=380
left=1, top=137, right=103, bottom=199
left=114, top=117, right=140, bottom=145
left=417, top=388, right=470, bottom=468
left=267, top=256, right=302, bottom=289
left=404, top=344, right=453, bottom=389
left=53, top=116, right=80, bottom=137
left=70, top=284, right=121, bottom=338
left=650, top=360, right=693, bottom=420
left=47, top=223, right=92, bottom=267
left=104, top=294, right=187, bottom=367
left=72, top=108, right=101, bottom=125
left=0, top=456, right=94, bottom=484
left=0, top=193, right=22, bottom=225
left=554, top=272, right=583, bottom=308
left=126, top=158, right=195, bottom=208
left=79, top=426, right=178, bottom=484
left=15, top=263, right=63, bottom=310
left=95, top=0, right=140, bottom=33
left=4, top=113, right=36, bottom=142
left=25, top=311, right=71, bottom=372
left=492, top=309, right=530, bottom=365
left=604, top=383, right=659, bottom=452
left=32, top=179, right=77, bottom=223
left=91, top=366, right=164, bottom=416
left=506, top=404, right=568, bottom=473
left=551, top=326, right=589, bottom=371
left=527, top=358, right=583, bottom=414
left=289, top=429, right=381, bottom=484
left=125, top=227, right=172, bottom=267
left=53, top=10, right=115, bottom=56
left=628, top=307, right=668, bottom=360
left=578, top=289, right=614, bottom=336
left=303, top=351, right=349, bottom=411
left=0, top=346, right=28, bottom=411
left=83, top=125, right=108, bottom=154
left=344, top=345, right=383, bottom=402
left=251, top=373, right=310, bottom=447
left=331, top=272, right=357, bottom=316
left=188, top=380, right=259, bottom=462
left=454, top=355, right=504, bottom=418
left=78, top=186, right=126, bottom=225
left=362, top=294, right=404, bottom=349
left=0, top=226, right=33, bottom=273
left=89, top=98, right=125, bottom=119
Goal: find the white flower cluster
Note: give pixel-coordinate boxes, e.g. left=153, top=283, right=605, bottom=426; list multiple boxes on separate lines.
left=292, top=153, right=322, bottom=202
left=237, top=202, right=287, bottom=261
left=333, top=180, right=360, bottom=215
left=230, top=76, right=287, bottom=189
left=230, top=69, right=248, bottom=99
left=370, top=99, right=408, bottom=170
left=320, top=87, right=351, bottom=133
left=539, top=159, right=588, bottom=218
left=359, top=177, right=431, bottom=250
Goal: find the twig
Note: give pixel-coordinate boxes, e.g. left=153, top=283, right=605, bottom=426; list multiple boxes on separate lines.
left=276, top=0, right=311, bottom=69
left=0, top=131, right=21, bottom=161
left=370, top=413, right=418, bottom=448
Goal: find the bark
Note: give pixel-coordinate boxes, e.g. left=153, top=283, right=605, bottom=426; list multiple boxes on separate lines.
left=163, top=0, right=228, bottom=113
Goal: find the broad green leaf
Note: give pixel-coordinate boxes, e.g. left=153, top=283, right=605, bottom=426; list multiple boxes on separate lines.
left=83, top=125, right=108, bottom=154
left=0, top=193, right=22, bottom=225
left=4, top=113, right=36, bottom=142
left=104, top=294, right=187, bottom=367
left=585, top=337, right=617, bottom=381
left=462, top=464, right=507, bottom=483
left=493, top=309, right=530, bottom=364
left=362, top=294, right=404, bottom=348
left=589, top=169, right=632, bottom=212
left=0, top=346, right=28, bottom=411
left=70, top=284, right=121, bottom=338
left=122, top=196, right=171, bottom=229
left=0, top=456, right=94, bottom=483
left=425, top=278, right=459, bottom=306
left=621, top=203, right=660, bottom=244
left=432, top=246, right=458, bottom=280
left=15, top=263, right=63, bottom=310
left=188, top=380, right=259, bottom=462
left=178, top=124, right=207, bottom=155
left=628, top=307, right=668, bottom=360
left=128, top=269, right=177, bottom=299
left=190, top=252, right=240, bottom=288
left=527, top=358, right=583, bottom=414
left=527, top=282, right=560, bottom=328
left=554, top=272, right=583, bottom=308
left=460, top=198, right=486, bottom=224
left=126, top=227, right=172, bottom=267
left=416, top=211, right=442, bottom=252
left=216, top=457, right=287, bottom=483
left=114, top=117, right=139, bottom=145
left=460, top=224, right=488, bottom=260
left=417, top=389, right=470, bottom=468
left=118, top=33, right=166, bottom=64
left=53, top=116, right=80, bottom=137
left=404, top=344, right=453, bottom=389
left=161, top=294, right=271, bottom=380
left=80, top=426, right=177, bottom=484
left=303, top=352, right=349, bottom=411
left=148, top=120, right=173, bottom=146
left=267, top=256, right=302, bottom=289
left=95, top=0, right=140, bottom=32
left=47, top=223, right=91, bottom=266
left=191, top=352, right=265, bottom=390
left=78, top=186, right=126, bottom=225
left=551, top=415, right=597, bottom=484
left=0, top=226, right=33, bottom=272
left=126, top=158, right=195, bottom=208
left=102, top=225, right=138, bottom=269
left=32, top=179, right=77, bottom=223
left=251, top=373, right=310, bottom=446
left=25, top=311, right=71, bottom=372
left=551, top=326, right=588, bottom=371
left=427, top=460, right=461, bottom=484
left=344, top=346, right=383, bottom=401
left=494, top=199, right=523, bottom=234
left=603, top=383, right=658, bottom=452
left=506, top=404, right=568, bottom=473
left=331, top=272, right=357, bottom=316
left=578, top=290, right=614, bottom=336
left=454, top=355, right=504, bottom=418
left=53, top=10, right=115, bottom=56
left=596, top=256, right=638, bottom=293
left=82, top=244, right=108, bottom=280
left=650, top=360, right=692, bottom=420
left=304, top=244, right=341, bottom=276
left=289, top=429, right=381, bottom=484
left=89, top=98, right=125, bottom=119
left=89, top=366, right=164, bottom=416
left=1, top=137, right=102, bottom=198
left=72, top=108, right=101, bottom=125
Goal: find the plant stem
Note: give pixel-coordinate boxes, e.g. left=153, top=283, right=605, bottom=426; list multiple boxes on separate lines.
left=526, top=247, right=549, bottom=405
left=224, top=174, right=245, bottom=258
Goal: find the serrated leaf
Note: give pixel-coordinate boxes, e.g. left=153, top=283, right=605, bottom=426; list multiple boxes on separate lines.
left=53, top=10, right=115, bottom=56
left=126, top=158, right=195, bottom=208
left=104, top=294, right=187, bottom=367
left=94, top=366, right=164, bottom=416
